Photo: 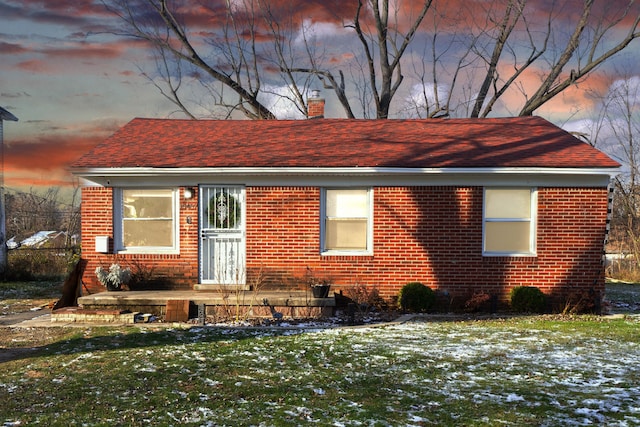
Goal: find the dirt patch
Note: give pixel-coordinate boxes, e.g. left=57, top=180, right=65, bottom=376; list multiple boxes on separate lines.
left=0, top=299, right=55, bottom=316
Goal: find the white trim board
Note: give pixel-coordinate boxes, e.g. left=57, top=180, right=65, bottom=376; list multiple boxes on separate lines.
left=76, top=166, right=617, bottom=188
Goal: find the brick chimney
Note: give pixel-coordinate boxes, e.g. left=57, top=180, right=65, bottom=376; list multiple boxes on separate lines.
left=307, top=89, right=325, bottom=119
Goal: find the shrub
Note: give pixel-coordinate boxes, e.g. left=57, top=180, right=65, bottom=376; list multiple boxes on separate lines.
left=5, top=248, right=76, bottom=281
left=344, top=282, right=388, bottom=313
left=464, top=291, right=493, bottom=313
left=560, top=289, right=601, bottom=315
left=510, top=286, right=546, bottom=313
left=398, top=282, right=435, bottom=312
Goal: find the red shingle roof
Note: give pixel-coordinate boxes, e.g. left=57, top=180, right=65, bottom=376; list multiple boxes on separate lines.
left=71, top=117, right=619, bottom=170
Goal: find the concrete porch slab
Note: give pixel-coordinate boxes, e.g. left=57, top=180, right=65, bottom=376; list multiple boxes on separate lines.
left=78, top=290, right=335, bottom=308
left=75, top=290, right=336, bottom=321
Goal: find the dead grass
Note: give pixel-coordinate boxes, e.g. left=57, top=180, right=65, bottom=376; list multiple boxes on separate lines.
left=0, top=281, right=61, bottom=315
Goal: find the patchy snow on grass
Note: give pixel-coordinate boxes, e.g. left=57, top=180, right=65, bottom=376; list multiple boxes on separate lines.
left=2, top=318, right=640, bottom=426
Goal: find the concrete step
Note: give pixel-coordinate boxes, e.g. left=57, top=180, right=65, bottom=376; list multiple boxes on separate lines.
left=52, top=307, right=138, bottom=324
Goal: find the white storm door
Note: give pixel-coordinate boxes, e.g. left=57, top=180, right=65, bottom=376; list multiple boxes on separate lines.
left=200, top=186, right=246, bottom=285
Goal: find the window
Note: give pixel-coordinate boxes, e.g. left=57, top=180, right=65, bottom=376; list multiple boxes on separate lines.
left=322, top=188, right=372, bottom=254
left=115, top=188, right=178, bottom=252
left=483, top=188, right=536, bottom=256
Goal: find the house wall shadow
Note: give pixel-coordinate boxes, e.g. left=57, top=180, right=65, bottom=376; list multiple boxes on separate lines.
left=402, top=186, right=609, bottom=312
left=0, top=327, right=292, bottom=364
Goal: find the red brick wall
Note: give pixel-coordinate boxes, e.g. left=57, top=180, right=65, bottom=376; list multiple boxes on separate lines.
left=80, top=185, right=609, bottom=307
left=81, top=187, right=199, bottom=292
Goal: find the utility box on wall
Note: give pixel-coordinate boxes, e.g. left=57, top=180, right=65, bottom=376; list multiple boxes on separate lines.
left=95, top=236, right=110, bottom=253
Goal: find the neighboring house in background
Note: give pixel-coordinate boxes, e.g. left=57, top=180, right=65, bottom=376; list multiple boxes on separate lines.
left=6, top=231, right=77, bottom=250
left=70, top=111, right=619, bottom=310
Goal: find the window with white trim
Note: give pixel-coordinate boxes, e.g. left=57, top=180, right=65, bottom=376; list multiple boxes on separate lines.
left=115, top=188, right=179, bottom=253
left=321, top=188, right=372, bottom=254
left=483, top=188, right=536, bottom=256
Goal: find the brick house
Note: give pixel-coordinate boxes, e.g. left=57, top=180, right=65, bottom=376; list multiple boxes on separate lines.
left=70, top=115, right=619, bottom=310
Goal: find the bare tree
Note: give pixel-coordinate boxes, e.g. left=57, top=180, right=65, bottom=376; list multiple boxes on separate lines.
left=590, top=70, right=640, bottom=277
left=106, top=0, right=281, bottom=119
left=519, top=0, right=640, bottom=116
left=104, top=0, right=435, bottom=119
left=349, top=0, right=433, bottom=119
left=5, top=188, right=64, bottom=241
left=104, top=0, right=640, bottom=120
left=405, top=0, right=640, bottom=119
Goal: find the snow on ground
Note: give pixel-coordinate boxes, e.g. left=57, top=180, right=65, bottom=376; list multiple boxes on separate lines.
left=109, top=320, right=640, bottom=424
left=3, top=318, right=639, bottom=425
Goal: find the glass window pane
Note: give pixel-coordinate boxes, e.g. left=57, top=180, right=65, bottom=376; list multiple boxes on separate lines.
left=206, top=188, right=242, bottom=230
left=123, top=189, right=173, bottom=219
left=326, top=219, right=367, bottom=250
left=327, top=189, right=368, bottom=217
left=485, top=189, right=531, bottom=218
left=123, top=220, right=174, bottom=247
left=485, top=222, right=530, bottom=253
left=121, top=189, right=175, bottom=249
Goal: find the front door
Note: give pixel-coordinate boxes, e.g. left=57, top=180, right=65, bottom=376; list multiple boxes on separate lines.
left=199, top=186, right=246, bottom=286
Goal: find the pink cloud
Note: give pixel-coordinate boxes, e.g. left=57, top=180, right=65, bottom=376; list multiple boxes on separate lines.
left=15, top=59, right=48, bottom=72
left=0, top=42, right=28, bottom=55
left=3, top=120, right=121, bottom=188
left=5, top=134, right=100, bottom=173
left=7, top=37, right=147, bottom=74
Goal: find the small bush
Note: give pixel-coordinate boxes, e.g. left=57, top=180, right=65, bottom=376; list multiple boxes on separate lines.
left=464, top=291, right=493, bottom=313
left=398, top=282, right=435, bottom=312
left=560, top=289, right=601, bottom=315
left=344, top=283, right=388, bottom=313
left=510, top=286, right=546, bottom=313
left=5, top=248, right=76, bottom=281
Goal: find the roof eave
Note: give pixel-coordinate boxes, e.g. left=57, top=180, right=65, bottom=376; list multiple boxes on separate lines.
left=71, top=165, right=620, bottom=178
left=71, top=166, right=620, bottom=177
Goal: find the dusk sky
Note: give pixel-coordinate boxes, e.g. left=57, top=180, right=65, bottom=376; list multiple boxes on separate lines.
left=1, top=0, right=639, bottom=195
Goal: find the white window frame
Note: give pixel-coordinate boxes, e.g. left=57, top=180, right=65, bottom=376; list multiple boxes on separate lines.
left=320, top=188, right=373, bottom=255
left=114, top=188, right=180, bottom=254
left=483, top=187, right=537, bottom=257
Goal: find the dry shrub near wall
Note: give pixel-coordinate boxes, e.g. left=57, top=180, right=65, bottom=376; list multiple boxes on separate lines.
left=343, top=283, right=389, bottom=313
left=464, top=291, right=494, bottom=313
left=6, top=248, right=79, bottom=281
left=558, top=289, right=602, bottom=315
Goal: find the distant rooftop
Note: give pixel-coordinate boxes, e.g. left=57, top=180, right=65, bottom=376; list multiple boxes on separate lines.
left=0, top=107, right=18, bottom=122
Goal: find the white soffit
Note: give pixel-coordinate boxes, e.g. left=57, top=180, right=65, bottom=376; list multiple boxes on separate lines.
left=75, top=166, right=618, bottom=188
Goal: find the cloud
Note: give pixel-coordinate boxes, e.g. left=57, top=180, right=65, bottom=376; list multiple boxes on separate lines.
left=0, top=41, right=28, bottom=55
left=2, top=119, right=121, bottom=188
left=15, top=59, right=49, bottom=73
left=258, top=85, right=306, bottom=119
left=294, top=19, right=347, bottom=45
left=0, top=91, right=30, bottom=99
left=2, top=0, right=110, bottom=26
left=398, top=83, right=450, bottom=118
left=41, top=43, right=126, bottom=60
left=608, top=76, right=640, bottom=107
left=5, top=134, right=98, bottom=172
left=6, top=37, right=143, bottom=75
left=225, top=0, right=356, bottom=25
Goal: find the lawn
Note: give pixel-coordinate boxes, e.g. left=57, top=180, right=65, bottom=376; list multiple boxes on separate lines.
left=1, top=281, right=639, bottom=426
left=1, top=316, right=639, bottom=426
